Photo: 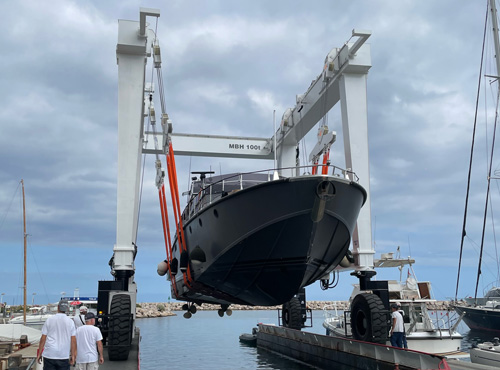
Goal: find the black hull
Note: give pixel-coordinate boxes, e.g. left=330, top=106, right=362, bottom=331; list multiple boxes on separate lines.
left=171, top=175, right=366, bottom=306
left=454, top=305, right=500, bottom=333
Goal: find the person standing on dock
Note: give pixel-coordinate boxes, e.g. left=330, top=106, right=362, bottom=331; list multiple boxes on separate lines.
left=390, top=303, right=404, bottom=348
left=395, top=302, right=408, bottom=349
left=36, top=300, right=77, bottom=369
left=75, top=312, right=104, bottom=370
left=73, top=305, right=88, bottom=329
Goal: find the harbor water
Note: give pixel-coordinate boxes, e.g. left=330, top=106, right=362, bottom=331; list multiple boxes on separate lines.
left=137, top=309, right=489, bottom=370
left=138, top=310, right=322, bottom=370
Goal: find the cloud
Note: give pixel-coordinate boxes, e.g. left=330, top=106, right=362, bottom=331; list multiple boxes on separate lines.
left=0, top=0, right=492, bottom=304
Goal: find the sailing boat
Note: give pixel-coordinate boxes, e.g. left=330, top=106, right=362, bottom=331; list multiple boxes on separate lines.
left=453, top=0, right=500, bottom=335
left=8, top=180, right=53, bottom=326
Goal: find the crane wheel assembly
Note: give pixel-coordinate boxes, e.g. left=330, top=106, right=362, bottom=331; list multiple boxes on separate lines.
left=108, top=294, right=133, bottom=361
left=350, top=292, right=388, bottom=344
left=282, top=296, right=303, bottom=330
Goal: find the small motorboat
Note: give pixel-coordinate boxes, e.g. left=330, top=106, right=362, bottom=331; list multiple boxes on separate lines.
left=239, top=327, right=258, bottom=346
left=470, top=337, right=500, bottom=367
left=8, top=306, right=54, bottom=326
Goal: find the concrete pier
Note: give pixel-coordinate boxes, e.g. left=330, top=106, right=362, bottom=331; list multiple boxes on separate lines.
left=99, top=327, right=139, bottom=370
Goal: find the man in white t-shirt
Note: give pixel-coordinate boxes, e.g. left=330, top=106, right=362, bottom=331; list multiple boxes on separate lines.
left=36, top=300, right=77, bottom=369
left=75, top=312, right=104, bottom=370
left=73, top=306, right=88, bottom=329
left=390, top=303, right=404, bottom=348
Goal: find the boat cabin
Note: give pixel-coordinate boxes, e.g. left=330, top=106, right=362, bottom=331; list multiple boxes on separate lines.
left=60, top=296, right=98, bottom=315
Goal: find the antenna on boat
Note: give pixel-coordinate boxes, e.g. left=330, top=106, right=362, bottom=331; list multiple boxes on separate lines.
left=273, top=110, right=279, bottom=180
left=21, top=179, right=27, bottom=325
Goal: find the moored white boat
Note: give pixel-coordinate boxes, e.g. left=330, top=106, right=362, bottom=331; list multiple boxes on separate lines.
left=8, top=306, right=54, bottom=325
left=470, top=337, right=500, bottom=367
left=323, top=253, right=463, bottom=355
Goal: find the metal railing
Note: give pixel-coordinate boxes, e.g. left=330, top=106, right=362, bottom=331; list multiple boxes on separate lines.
left=182, top=164, right=359, bottom=221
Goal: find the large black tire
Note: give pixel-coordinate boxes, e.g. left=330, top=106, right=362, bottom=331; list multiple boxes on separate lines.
left=108, top=294, right=132, bottom=361
left=282, top=296, right=303, bottom=330
left=350, top=293, right=388, bottom=344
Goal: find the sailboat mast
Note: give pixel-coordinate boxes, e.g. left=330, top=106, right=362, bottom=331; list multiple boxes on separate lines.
left=21, top=179, right=27, bottom=325
left=491, top=0, right=500, bottom=82
left=474, top=1, right=500, bottom=302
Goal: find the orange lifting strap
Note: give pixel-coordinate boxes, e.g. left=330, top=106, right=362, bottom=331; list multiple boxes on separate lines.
left=321, top=149, right=330, bottom=175
left=166, top=143, right=193, bottom=287
left=158, top=185, right=179, bottom=298
left=312, top=159, right=319, bottom=175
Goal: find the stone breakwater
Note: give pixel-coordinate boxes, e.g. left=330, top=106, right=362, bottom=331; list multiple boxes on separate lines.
left=135, top=300, right=455, bottom=318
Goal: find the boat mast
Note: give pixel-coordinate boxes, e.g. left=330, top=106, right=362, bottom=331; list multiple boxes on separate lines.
left=474, top=0, right=500, bottom=302
left=21, top=179, right=27, bottom=325
left=490, top=0, right=500, bottom=288
left=491, top=0, right=500, bottom=85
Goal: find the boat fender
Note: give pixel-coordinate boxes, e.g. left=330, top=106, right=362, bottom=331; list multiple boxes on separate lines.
left=157, top=260, right=169, bottom=276
left=180, top=251, right=189, bottom=272
left=339, top=250, right=355, bottom=268
left=339, top=256, right=351, bottom=268
left=171, top=258, right=178, bottom=275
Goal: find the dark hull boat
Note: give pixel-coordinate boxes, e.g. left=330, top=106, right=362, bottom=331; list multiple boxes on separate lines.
left=453, top=287, right=500, bottom=333
left=166, top=171, right=366, bottom=307
left=453, top=305, right=500, bottom=333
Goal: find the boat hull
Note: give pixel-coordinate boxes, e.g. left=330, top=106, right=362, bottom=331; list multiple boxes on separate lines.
left=8, top=314, right=53, bottom=325
left=453, top=305, right=500, bottom=333
left=470, top=343, right=500, bottom=367
left=171, top=175, right=366, bottom=306
left=323, top=319, right=462, bottom=354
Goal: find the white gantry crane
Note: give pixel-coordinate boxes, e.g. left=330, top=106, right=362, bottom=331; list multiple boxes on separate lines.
left=100, top=8, right=379, bottom=361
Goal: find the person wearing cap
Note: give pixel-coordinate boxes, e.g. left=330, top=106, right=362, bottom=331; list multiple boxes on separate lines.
left=36, top=300, right=77, bottom=369
left=390, top=303, right=404, bottom=348
left=75, top=312, right=104, bottom=369
left=73, top=306, right=88, bottom=329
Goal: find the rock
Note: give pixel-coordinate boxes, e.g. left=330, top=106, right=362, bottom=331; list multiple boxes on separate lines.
left=134, top=300, right=454, bottom=318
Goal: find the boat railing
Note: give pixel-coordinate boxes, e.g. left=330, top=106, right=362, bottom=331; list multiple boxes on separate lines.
left=482, top=282, right=500, bottom=297
left=322, top=303, right=340, bottom=320
left=183, top=164, right=359, bottom=220
left=322, top=303, right=342, bottom=329
left=426, top=309, right=461, bottom=336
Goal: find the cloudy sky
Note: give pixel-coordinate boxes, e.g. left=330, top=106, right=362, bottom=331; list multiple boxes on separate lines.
left=0, top=0, right=497, bottom=307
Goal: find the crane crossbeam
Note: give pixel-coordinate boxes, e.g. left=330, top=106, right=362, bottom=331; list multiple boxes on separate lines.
left=144, top=132, right=273, bottom=159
